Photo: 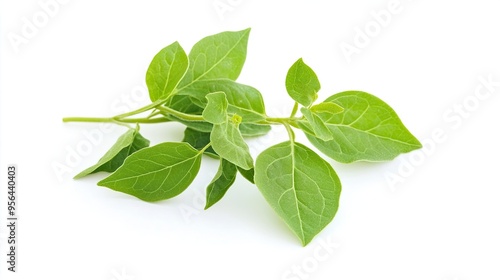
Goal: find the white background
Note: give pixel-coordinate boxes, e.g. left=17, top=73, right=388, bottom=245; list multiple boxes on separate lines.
left=1, top=0, right=500, bottom=279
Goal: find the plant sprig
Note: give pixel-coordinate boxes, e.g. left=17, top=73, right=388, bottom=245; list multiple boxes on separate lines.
left=63, top=28, right=422, bottom=246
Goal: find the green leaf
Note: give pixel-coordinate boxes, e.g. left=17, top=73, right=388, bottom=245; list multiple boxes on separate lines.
left=97, top=142, right=202, bottom=202
left=168, top=86, right=271, bottom=136
left=306, top=91, right=422, bottom=163
left=178, top=28, right=250, bottom=88
left=166, top=95, right=213, bottom=133
left=168, top=94, right=204, bottom=114
left=146, top=41, right=188, bottom=101
left=211, top=116, right=253, bottom=170
left=299, top=108, right=333, bottom=141
left=255, top=141, right=341, bottom=246
left=237, top=166, right=255, bottom=184
left=182, top=127, right=218, bottom=158
left=310, top=101, right=344, bottom=117
left=74, top=128, right=150, bottom=179
left=179, top=79, right=267, bottom=123
left=170, top=116, right=213, bottom=133
left=239, top=123, right=272, bottom=137
left=285, top=58, right=320, bottom=107
left=205, top=159, right=237, bottom=209
left=202, top=92, right=228, bottom=124
left=173, top=114, right=270, bottom=137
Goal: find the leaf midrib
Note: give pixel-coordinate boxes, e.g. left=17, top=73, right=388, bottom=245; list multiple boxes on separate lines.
left=104, top=150, right=201, bottom=184
left=274, top=142, right=306, bottom=242
left=160, top=45, right=179, bottom=98
left=329, top=123, right=421, bottom=147
left=178, top=30, right=249, bottom=91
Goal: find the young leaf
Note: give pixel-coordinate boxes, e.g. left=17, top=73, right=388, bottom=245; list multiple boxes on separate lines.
left=97, top=142, right=202, bottom=202
left=170, top=110, right=270, bottom=137
left=299, top=108, right=334, bottom=141
left=210, top=115, right=253, bottom=170
left=305, top=91, right=422, bottom=163
left=179, top=79, right=267, bottom=122
left=202, top=92, right=228, bottom=124
left=74, top=128, right=150, bottom=179
left=174, top=80, right=270, bottom=138
left=237, top=166, right=255, bottom=184
left=146, top=41, right=188, bottom=101
left=286, top=58, right=320, bottom=107
left=182, top=127, right=218, bottom=158
left=310, top=102, right=344, bottom=117
left=255, top=141, right=342, bottom=246
left=205, top=159, right=237, bottom=209
left=173, top=114, right=270, bottom=137
left=178, top=29, right=250, bottom=88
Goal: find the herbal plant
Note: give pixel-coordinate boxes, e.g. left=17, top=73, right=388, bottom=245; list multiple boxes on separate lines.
left=63, top=28, right=421, bottom=246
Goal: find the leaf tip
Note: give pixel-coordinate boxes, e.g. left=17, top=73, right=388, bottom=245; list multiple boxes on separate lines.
left=73, top=169, right=93, bottom=180
left=96, top=178, right=108, bottom=187
left=414, top=139, right=423, bottom=149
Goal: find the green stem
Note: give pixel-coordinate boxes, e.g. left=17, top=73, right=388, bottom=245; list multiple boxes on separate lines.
left=266, top=117, right=291, bottom=123
left=290, top=102, right=299, bottom=118
left=157, top=106, right=204, bottom=121
left=284, top=122, right=295, bottom=143
left=113, top=98, right=165, bottom=119
left=264, top=117, right=300, bottom=129
left=147, top=109, right=161, bottom=119
left=200, top=143, right=212, bottom=153
left=63, top=116, right=171, bottom=124
left=119, top=117, right=172, bottom=124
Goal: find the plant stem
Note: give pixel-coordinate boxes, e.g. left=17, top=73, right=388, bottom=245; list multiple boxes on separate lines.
left=290, top=102, right=299, bottom=118
left=147, top=109, right=161, bottom=119
left=113, top=99, right=165, bottom=119
left=284, top=122, right=295, bottom=143
left=200, top=143, right=212, bottom=153
left=264, top=117, right=300, bottom=129
left=63, top=116, right=171, bottom=124
left=119, top=117, right=172, bottom=123
left=156, top=106, right=205, bottom=121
